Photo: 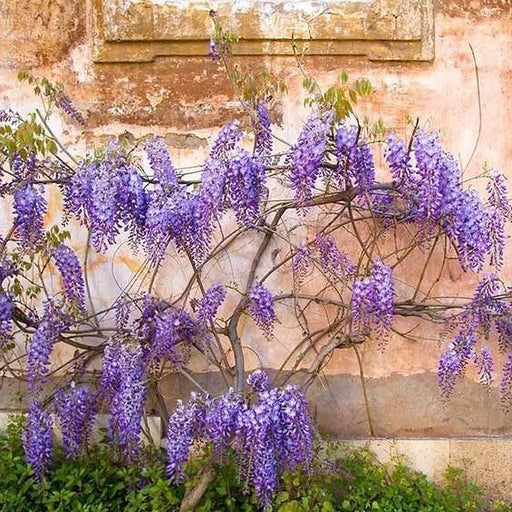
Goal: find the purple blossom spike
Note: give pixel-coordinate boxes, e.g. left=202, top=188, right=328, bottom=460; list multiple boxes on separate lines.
left=247, top=282, right=276, bottom=338
left=52, top=244, right=86, bottom=311
left=487, top=206, right=506, bottom=269
left=144, top=135, right=179, bottom=188
left=247, top=369, right=270, bottom=393
left=23, top=400, right=53, bottom=481
left=316, top=234, right=353, bottom=281
left=28, top=300, right=69, bottom=394
left=13, top=184, right=47, bottom=247
left=225, top=148, right=267, bottom=227
left=147, top=306, right=201, bottom=368
left=208, top=38, right=220, bottom=60
left=486, top=170, right=511, bottom=220
left=194, top=283, right=226, bottom=325
left=101, top=338, right=147, bottom=461
left=385, top=132, right=411, bottom=187
left=446, top=189, right=491, bottom=271
left=351, top=257, right=394, bottom=335
left=254, top=101, right=273, bottom=160
left=114, top=296, right=131, bottom=330
left=55, top=383, right=97, bottom=458
left=209, top=121, right=243, bottom=160
left=293, top=243, right=312, bottom=285
left=0, top=292, right=13, bottom=345
left=165, top=376, right=314, bottom=509
left=65, top=144, right=148, bottom=252
left=335, top=124, right=375, bottom=193
left=50, top=86, right=86, bottom=125
left=476, top=346, right=493, bottom=386
left=166, top=392, right=209, bottom=483
left=496, top=316, right=512, bottom=353
left=235, top=383, right=313, bottom=508
left=207, top=389, right=245, bottom=456
left=438, top=350, right=461, bottom=402
left=145, top=186, right=213, bottom=265
left=501, top=354, right=512, bottom=413
left=286, top=110, right=333, bottom=207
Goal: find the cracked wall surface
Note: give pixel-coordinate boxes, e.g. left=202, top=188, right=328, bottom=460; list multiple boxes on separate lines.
left=0, top=0, right=511, bottom=453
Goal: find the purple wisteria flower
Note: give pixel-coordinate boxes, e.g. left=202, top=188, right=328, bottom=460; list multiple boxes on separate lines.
left=292, top=243, right=312, bottom=285
left=335, top=124, right=375, bottom=193
left=208, top=38, right=220, bottom=60
left=167, top=392, right=209, bottom=483
left=13, top=184, right=47, bottom=247
left=136, top=295, right=206, bottom=369
left=194, top=283, right=226, bottom=325
left=387, top=129, right=501, bottom=271
left=144, top=135, right=179, bottom=188
left=209, top=121, right=243, bottom=160
left=49, top=85, right=86, bottom=125
left=438, top=274, right=511, bottom=401
left=225, top=148, right=267, bottom=227
left=207, top=389, right=244, bottom=457
left=253, top=101, right=273, bottom=160
left=286, top=110, right=333, bottom=207
left=247, top=368, right=270, bottom=393
left=316, top=234, right=354, bottom=282
left=23, top=400, right=53, bottom=482
left=247, top=282, right=276, bottom=338
left=165, top=371, right=313, bottom=508
left=145, top=185, right=212, bottom=265
left=486, top=169, right=511, bottom=220
left=351, top=257, right=394, bottom=335
left=52, top=244, right=86, bottom=311
left=0, top=292, right=14, bottom=345
left=27, top=299, right=69, bottom=394
left=101, top=337, right=147, bottom=461
left=114, top=295, right=131, bottom=331
left=501, top=354, right=512, bottom=413
left=65, top=143, right=147, bottom=252
left=476, top=346, right=494, bottom=386
left=55, top=383, right=97, bottom=458
left=438, top=350, right=461, bottom=402
left=385, top=132, right=411, bottom=187
left=235, top=383, right=313, bottom=507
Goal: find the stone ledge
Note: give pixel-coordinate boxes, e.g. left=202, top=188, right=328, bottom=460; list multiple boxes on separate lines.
left=93, top=0, right=434, bottom=62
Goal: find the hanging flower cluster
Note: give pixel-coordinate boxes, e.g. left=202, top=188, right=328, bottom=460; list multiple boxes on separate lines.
left=27, top=299, right=70, bottom=394
left=55, top=383, right=97, bottom=459
left=438, top=274, right=512, bottom=402
left=351, top=257, right=394, bottom=336
left=52, top=244, right=86, bottom=311
left=101, top=337, right=147, bottom=461
left=0, top=292, right=13, bottom=344
left=23, top=400, right=54, bottom=482
left=385, top=130, right=509, bottom=271
left=166, top=371, right=313, bottom=508
left=247, top=282, right=276, bottom=338
left=286, top=110, right=333, bottom=207
left=192, top=282, right=226, bottom=325
left=334, top=124, right=375, bottom=193
left=13, top=184, right=47, bottom=247
left=65, top=142, right=147, bottom=252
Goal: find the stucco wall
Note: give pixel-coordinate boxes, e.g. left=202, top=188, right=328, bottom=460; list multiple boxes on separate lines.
left=0, top=0, right=511, bottom=444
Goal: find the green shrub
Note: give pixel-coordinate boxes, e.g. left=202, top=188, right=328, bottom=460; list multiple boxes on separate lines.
left=1, top=417, right=511, bottom=512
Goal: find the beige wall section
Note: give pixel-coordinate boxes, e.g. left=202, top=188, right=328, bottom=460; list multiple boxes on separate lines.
left=0, top=0, right=512, bottom=442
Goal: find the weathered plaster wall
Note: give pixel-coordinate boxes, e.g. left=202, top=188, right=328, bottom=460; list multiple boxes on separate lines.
left=0, top=0, right=512, bottom=451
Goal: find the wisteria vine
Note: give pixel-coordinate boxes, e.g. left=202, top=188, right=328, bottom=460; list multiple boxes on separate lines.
left=0, top=66, right=510, bottom=510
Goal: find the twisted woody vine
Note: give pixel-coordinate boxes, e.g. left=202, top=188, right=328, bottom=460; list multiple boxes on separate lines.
left=0, top=27, right=511, bottom=510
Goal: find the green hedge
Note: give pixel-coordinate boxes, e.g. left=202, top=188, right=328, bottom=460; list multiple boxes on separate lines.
left=1, top=416, right=510, bottom=512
